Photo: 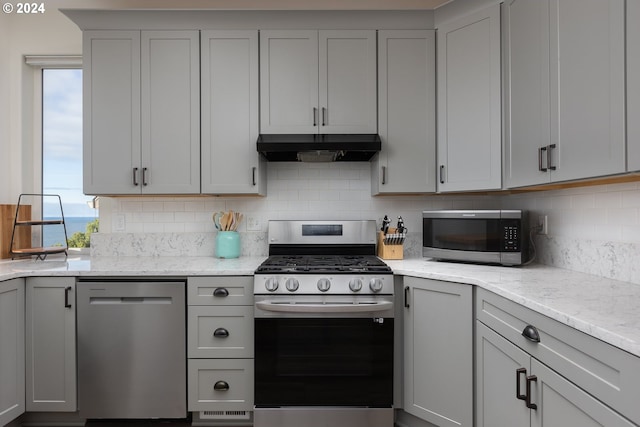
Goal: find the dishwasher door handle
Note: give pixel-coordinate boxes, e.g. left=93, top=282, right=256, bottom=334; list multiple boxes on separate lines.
left=89, top=296, right=173, bottom=304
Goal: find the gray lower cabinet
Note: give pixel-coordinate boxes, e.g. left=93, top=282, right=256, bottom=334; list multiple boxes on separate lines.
left=25, top=277, right=76, bottom=412
left=476, top=288, right=640, bottom=426
left=187, top=276, right=254, bottom=421
left=0, top=278, right=25, bottom=426
left=403, top=277, right=473, bottom=427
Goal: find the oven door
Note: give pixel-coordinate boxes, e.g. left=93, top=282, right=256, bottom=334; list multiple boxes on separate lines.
left=254, top=298, right=393, bottom=408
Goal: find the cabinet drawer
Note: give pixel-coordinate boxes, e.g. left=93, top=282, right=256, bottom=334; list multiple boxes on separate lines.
left=188, top=306, right=254, bottom=358
left=188, top=276, right=253, bottom=306
left=188, top=359, right=254, bottom=412
left=476, top=288, right=640, bottom=424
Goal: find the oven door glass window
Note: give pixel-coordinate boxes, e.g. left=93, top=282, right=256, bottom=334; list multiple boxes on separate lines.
left=423, top=218, right=500, bottom=252
left=255, top=318, right=393, bottom=407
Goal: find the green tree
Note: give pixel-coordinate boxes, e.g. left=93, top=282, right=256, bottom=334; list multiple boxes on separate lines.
left=67, top=219, right=99, bottom=248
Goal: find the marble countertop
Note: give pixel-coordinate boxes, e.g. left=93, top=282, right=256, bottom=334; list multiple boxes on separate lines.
left=1, top=254, right=639, bottom=358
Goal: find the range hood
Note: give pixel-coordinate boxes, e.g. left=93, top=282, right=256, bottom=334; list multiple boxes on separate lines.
left=257, top=134, right=381, bottom=162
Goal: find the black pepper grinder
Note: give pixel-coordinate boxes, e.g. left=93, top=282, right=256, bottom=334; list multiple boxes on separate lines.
left=396, top=216, right=405, bottom=234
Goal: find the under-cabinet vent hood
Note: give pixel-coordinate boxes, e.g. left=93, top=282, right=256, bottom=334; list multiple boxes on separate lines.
left=257, top=134, right=381, bottom=162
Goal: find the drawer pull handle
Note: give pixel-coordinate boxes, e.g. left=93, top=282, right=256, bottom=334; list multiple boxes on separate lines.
left=522, top=325, right=541, bottom=342
left=213, top=288, right=229, bottom=298
left=526, top=375, right=538, bottom=410
left=213, top=328, right=229, bottom=338
left=404, top=286, right=410, bottom=308
left=516, top=368, right=527, bottom=401
left=214, top=381, right=230, bottom=391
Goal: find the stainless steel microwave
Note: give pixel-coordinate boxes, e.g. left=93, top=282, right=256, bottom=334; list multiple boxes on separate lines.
left=422, top=210, right=528, bottom=266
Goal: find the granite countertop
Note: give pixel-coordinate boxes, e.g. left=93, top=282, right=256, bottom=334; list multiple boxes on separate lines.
left=1, top=254, right=639, bottom=359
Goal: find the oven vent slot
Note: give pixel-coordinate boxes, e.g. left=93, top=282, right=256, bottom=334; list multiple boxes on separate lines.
left=200, top=410, right=250, bottom=420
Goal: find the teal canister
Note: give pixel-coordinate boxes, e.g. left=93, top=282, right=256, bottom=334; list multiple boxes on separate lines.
left=215, top=231, right=240, bottom=259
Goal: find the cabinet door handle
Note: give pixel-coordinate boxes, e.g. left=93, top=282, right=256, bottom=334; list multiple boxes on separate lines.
left=404, top=286, right=410, bottom=308
left=522, top=325, right=541, bottom=342
left=516, top=368, right=527, bottom=401
left=381, top=166, right=387, bottom=185
left=322, top=107, right=327, bottom=126
left=526, top=375, right=538, bottom=410
left=142, top=167, right=148, bottom=186
left=133, top=167, right=139, bottom=186
left=213, top=288, right=229, bottom=298
left=214, top=380, right=230, bottom=391
left=538, top=146, right=548, bottom=172
left=252, top=167, right=257, bottom=186
left=313, top=107, right=318, bottom=126
left=213, top=328, right=229, bottom=338
left=64, top=286, right=72, bottom=308
left=548, top=144, right=557, bottom=171
left=439, top=165, right=445, bottom=184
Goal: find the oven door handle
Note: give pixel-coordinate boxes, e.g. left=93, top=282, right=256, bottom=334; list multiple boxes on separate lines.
left=255, top=300, right=393, bottom=314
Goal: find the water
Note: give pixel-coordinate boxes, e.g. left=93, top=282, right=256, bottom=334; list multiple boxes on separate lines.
left=43, top=216, right=97, bottom=247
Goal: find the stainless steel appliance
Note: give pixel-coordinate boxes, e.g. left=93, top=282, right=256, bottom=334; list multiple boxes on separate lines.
left=422, top=209, right=528, bottom=266
left=254, top=220, right=394, bottom=427
left=76, top=279, right=186, bottom=419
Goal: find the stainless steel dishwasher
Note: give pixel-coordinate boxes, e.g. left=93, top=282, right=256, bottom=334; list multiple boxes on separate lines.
left=77, top=279, right=186, bottom=419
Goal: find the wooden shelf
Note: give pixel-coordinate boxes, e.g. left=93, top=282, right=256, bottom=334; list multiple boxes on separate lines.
left=9, top=194, right=69, bottom=260
left=15, top=219, right=65, bottom=226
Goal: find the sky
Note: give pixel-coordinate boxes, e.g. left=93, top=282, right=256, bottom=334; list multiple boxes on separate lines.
left=42, top=69, right=97, bottom=217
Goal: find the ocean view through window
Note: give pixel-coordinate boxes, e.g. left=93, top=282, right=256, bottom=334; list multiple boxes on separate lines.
left=42, top=69, right=97, bottom=248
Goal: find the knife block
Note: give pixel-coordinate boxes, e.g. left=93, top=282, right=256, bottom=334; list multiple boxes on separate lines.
left=377, top=230, right=404, bottom=260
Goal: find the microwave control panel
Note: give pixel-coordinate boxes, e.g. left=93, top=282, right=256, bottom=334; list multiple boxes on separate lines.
left=501, top=220, right=521, bottom=251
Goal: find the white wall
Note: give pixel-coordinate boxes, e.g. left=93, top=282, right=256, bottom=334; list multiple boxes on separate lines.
left=0, top=11, right=11, bottom=203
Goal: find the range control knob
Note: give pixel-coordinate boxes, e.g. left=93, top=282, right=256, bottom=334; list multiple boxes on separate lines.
left=285, top=278, right=300, bottom=292
left=317, top=278, right=331, bottom=292
left=349, top=278, right=363, bottom=292
left=265, top=278, right=279, bottom=292
left=369, top=278, right=384, bottom=293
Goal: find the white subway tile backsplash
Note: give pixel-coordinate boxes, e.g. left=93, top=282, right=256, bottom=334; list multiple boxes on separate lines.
left=95, top=163, right=640, bottom=284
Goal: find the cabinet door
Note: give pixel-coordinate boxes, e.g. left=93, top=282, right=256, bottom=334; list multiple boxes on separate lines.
left=318, top=30, right=377, bottom=134
left=0, top=279, right=25, bottom=426
left=531, top=359, right=636, bottom=427
left=628, top=0, right=640, bottom=172
left=373, top=30, right=436, bottom=194
left=437, top=4, right=502, bottom=192
left=476, top=321, right=530, bottom=427
left=548, top=0, right=625, bottom=182
left=260, top=30, right=318, bottom=134
left=201, top=30, right=264, bottom=195
left=404, top=277, right=473, bottom=427
left=25, top=277, right=76, bottom=412
left=503, top=0, right=551, bottom=188
left=141, top=31, right=200, bottom=194
left=83, top=30, right=141, bottom=195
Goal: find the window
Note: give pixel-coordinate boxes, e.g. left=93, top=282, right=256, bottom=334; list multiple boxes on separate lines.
left=41, top=68, right=97, bottom=248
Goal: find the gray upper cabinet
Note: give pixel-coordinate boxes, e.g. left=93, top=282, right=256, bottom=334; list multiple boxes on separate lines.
left=25, top=277, right=76, bottom=412
left=201, top=30, right=265, bottom=195
left=83, top=30, right=200, bottom=195
left=504, top=0, right=625, bottom=188
left=260, top=30, right=377, bottom=134
left=403, top=277, right=473, bottom=427
left=372, top=30, right=436, bottom=195
left=628, top=0, right=640, bottom=172
left=83, top=31, right=141, bottom=195
left=0, top=279, right=25, bottom=426
left=437, top=4, right=502, bottom=192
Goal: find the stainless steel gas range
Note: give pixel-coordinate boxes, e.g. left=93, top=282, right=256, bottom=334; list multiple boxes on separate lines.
left=253, top=220, right=395, bottom=427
